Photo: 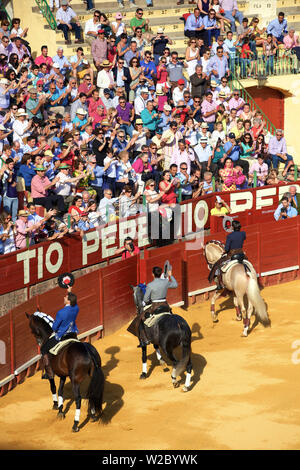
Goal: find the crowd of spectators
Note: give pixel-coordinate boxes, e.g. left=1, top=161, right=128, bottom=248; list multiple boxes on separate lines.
left=0, top=1, right=299, bottom=254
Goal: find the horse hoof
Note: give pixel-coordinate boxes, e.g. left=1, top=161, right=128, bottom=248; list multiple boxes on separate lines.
left=236, top=315, right=242, bottom=321
left=242, top=329, right=248, bottom=337
left=139, top=372, right=147, bottom=380
left=159, top=360, right=166, bottom=366
left=72, top=424, right=79, bottom=433
left=52, top=402, right=58, bottom=410
left=182, top=386, right=189, bottom=393
left=212, top=317, right=219, bottom=323
left=90, top=414, right=99, bottom=423
left=173, top=381, right=180, bottom=389
left=57, top=411, right=65, bottom=420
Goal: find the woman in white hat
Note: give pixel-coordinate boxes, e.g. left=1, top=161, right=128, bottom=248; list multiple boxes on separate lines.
left=12, top=108, right=32, bottom=147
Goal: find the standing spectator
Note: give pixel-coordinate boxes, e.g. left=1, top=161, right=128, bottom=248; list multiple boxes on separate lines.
left=207, top=45, right=230, bottom=82
left=112, top=57, right=132, bottom=99
left=2, top=158, right=19, bottom=222
left=201, top=91, right=217, bottom=133
left=228, top=89, right=245, bottom=116
left=166, top=52, right=186, bottom=92
left=31, top=166, right=65, bottom=214
left=35, top=45, right=53, bottom=73
left=91, top=30, right=108, bottom=71
left=56, top=0, right=83, bottom=45
left=151, top=28, right=172, bottom=66
left=116, top=95, right=135, bottom=137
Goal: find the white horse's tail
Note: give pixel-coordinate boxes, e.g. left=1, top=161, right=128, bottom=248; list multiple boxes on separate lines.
left=247, top=277, right=271, bottom=327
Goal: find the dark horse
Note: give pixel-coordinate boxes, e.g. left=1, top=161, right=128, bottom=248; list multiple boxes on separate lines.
left=26, top=312, right=105, bottom=432
left=131, top=286, right=193, bottom=392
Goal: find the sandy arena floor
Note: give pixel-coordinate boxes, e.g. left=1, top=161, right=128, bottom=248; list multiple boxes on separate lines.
left=1, top=280, right=300, bottom=451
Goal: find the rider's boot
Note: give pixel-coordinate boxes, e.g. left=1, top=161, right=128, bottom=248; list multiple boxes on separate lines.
left=41, top=354, right=54, bottom=380
left=137, top=322, right=150, bottom=348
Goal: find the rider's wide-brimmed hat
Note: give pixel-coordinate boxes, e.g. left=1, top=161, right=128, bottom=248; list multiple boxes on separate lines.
left=58, top=272, right=75, bottom=289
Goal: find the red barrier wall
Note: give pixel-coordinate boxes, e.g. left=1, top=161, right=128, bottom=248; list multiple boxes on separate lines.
left=1, top=199, right=300, bottom=395
left=1, top=181, right=297, bottom=297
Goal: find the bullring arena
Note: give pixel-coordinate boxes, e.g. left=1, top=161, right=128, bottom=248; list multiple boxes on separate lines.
left=1, top=280, right=300, bottom=451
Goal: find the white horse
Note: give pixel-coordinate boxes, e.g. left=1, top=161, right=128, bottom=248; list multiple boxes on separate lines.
left=204, top=240, right=271, bottom=337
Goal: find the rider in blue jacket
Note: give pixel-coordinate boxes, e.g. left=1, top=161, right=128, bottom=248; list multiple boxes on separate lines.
left=41, top=286, right=79, bottom=379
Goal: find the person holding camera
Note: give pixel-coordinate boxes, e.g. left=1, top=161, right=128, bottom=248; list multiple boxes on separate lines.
left=151, top=28, right=173, bottom=66
left=274, top=196, right=297, bottom=221
left=115, top=236, right=141, bottom=260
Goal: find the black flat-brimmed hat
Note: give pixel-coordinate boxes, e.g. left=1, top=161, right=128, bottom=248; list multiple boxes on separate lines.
left=58, top=272, right=75, bottom=289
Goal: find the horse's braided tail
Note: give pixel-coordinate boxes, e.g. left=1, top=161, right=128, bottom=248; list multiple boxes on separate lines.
left=84, top=343, right=105, bottom=415
left=247, top=277, right=271, bottom=327
left=174, top=320, right=192, bottom=378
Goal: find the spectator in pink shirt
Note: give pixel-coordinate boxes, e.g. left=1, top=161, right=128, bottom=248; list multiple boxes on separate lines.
left=201, top=91, right=217, bottom=132
left=88, top=88, right=107, bottom=117
left=35, top=45, right=53, bottom=73
left=283, top=28, right=300, bottom=67
left=228, top=89, right=245, bottom=116
left=248, top=155, right=268, bottom=187
left=31, top=166, right=66, bottom=213
left=15, top=210, right=42, bottom=249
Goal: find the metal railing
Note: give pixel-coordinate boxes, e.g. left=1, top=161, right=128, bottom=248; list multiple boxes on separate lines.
left=0, top=1, right=12, bottom=26
left=229, top=67, right=278, bottom=136
left=34, top=0, right=57, bottom=30
left=231, top=53, right=298, bottom=80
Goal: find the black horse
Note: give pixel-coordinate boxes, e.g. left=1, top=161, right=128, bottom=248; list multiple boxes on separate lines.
left=26, top=312, right=105, bottom=432
left=131, top=286, right=193, bottom=392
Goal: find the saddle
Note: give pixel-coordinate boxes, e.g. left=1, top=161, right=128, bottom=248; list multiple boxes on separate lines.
left=49, top=336, right=79, bottom=356
left=144, top=311, right=172, bottom=329
left=221, top=258, right=253, bottom=275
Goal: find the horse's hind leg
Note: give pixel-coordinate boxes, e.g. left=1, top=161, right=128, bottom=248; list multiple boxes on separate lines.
left=57, top=377, right=66, bottom=419
left=49, top=378, right=58, bottom=410
left=237, top=294, right=249, bottom=337
left=71, top=380, right=81, bottom=433
left=182, top=358, right=192, bottom=393
left=233, top=296, right=242, bottom=321
left=140, top=346, right=147, bottom=379
left=154, top=345, right=166, bottom=366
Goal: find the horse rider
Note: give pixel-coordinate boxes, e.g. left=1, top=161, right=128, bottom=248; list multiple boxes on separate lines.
left=137, top=265, right=178, bottom=348
left=41, top=286, right=79, bottom=379
left=209, top=220, right=246, bottom=290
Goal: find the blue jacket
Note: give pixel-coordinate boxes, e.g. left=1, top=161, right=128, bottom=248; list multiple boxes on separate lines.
left=52, top=304, right=79, bottom=340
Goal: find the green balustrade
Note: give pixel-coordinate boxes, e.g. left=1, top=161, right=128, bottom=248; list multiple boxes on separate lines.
left=34, top=0, right=57, bottom=30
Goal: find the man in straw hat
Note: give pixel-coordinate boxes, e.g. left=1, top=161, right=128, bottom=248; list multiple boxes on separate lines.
left=96, top=60, right=114, bottom=97
left=55, top=163, right=84, bottom=208
left=15, top=209, right=44, bottom=250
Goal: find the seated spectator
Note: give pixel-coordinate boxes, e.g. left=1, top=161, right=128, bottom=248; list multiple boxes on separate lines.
left=31, top=166, right=65, bottom=214
left=56, top=0, right=83, bottom=45
left=266, top=168, right=279, bottom=186
left=118, top=185, right=141, bottom=218
left=274, top=196, right=297, bottom=221
left=219, top=0, right=244, bottom=34
left=98, top=187, right=119, bottom=223
left=140, top=100, right=160, bottom=136
left=268, top=129, right=294, bottom=176
left=184, top=8, right=204, bottom=40
left=203, top=9, right=221, bottom=47
left=266, top=11, right=288, bottom=44
left=130, top=8, right=149, bottom=35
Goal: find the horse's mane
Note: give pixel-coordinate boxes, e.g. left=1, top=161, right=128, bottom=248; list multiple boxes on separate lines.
left=31, top=311, right=54, bottom=335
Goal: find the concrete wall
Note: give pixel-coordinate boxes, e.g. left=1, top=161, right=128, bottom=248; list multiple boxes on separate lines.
left=11, top=0, right=59, bottom=58
left=243, top=75, right=300, bottom=165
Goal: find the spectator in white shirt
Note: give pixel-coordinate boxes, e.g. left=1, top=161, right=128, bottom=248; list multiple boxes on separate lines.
left=56, top=0, right=83, bottom=45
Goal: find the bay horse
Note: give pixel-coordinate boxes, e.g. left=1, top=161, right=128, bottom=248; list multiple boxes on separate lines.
left=131, top=286, right=193, bottom=392
left=26, top=312, right=105, bottom=432
left=204, top=240, right=271, bottom=336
